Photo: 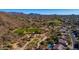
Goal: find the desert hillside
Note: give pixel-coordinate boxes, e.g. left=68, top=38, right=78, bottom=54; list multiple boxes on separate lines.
left=0, top=12, right=79, bottom=50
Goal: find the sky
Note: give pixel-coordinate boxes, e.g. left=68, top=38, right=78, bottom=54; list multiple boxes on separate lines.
left=0, top=9, right=79, bottom=15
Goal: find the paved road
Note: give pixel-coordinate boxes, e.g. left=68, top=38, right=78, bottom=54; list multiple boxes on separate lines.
left=68, top=30, right=76, bottom=49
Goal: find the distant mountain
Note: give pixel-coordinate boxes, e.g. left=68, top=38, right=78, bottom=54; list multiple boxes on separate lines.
left=29, top=13, right=41, bottom=15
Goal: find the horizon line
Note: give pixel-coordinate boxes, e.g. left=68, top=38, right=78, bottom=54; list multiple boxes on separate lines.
left=0, top=11, right=79, bottom=15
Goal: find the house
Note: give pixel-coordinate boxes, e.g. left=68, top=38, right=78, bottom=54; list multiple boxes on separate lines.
left=61, top=35, right=66, bottom=40
left=59, top=39, right=67, bottom=47
left=53, top=44, right=65, bottom=50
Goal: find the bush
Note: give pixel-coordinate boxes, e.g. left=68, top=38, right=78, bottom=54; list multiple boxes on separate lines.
left=51, top=36, right=59, bottom=44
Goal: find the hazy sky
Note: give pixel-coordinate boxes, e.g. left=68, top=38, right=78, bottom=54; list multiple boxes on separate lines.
left=0, top=9, right=79, bottom=15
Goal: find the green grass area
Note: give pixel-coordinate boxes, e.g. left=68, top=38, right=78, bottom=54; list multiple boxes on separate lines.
left=14, top=27, right=42, bottom=35
left=48, top=19, right=62, bottom=26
